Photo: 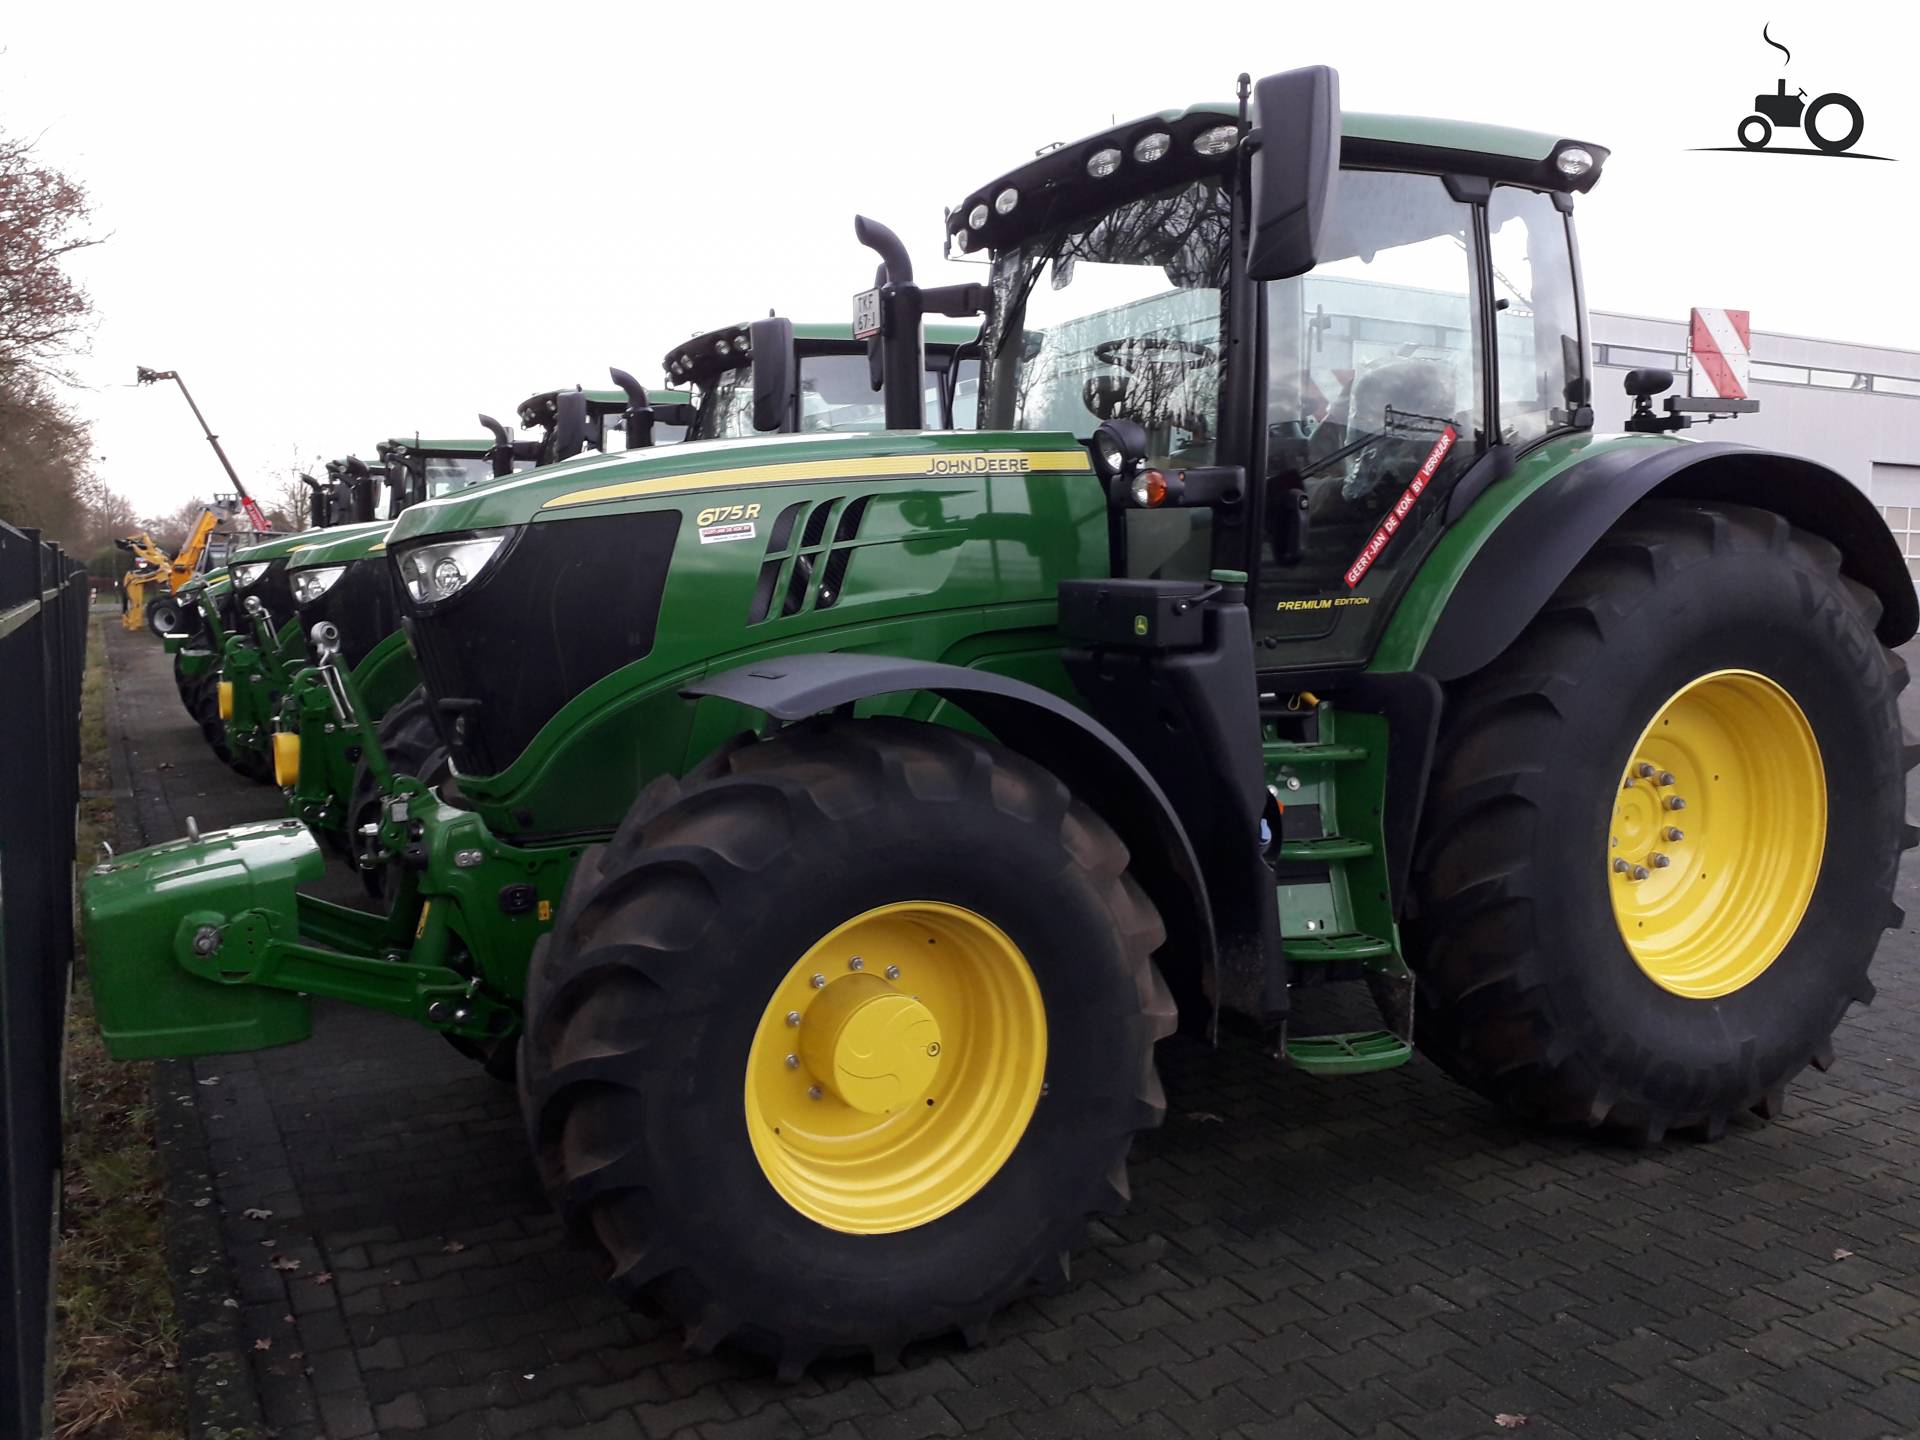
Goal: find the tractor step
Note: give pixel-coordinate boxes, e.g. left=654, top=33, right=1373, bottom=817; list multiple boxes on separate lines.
left=1277, top=835, right=1373, bottom=862
left=1285, top=1029, right=1413, bottom=1074
left=1269, top=741, right=1369, bottom=765
left=1283, top=931, right=1396, bottom=963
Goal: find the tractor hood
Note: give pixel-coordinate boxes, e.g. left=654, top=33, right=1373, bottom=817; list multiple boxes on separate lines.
left=230, top=519, right=389, bottom=568
left=386, top=429, right=1084, bottom=543
left=286, top=520, right=393, bottom=572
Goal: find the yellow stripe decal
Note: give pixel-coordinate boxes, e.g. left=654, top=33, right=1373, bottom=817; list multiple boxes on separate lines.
left=369, top=542, right=386, bottom=553
left=539, top=450, right=1093, bottom=512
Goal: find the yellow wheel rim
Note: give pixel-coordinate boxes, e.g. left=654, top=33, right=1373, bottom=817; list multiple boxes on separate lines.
left=272, top=730, right=301, bottom=787
left=217, top=679, right=234, bottom=720
left=744, top=902, right=1046, bottom=1234
left=1608, top=669, right=1825, bottom=998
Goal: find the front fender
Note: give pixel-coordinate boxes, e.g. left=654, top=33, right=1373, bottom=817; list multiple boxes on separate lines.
left=684, top=652, right=1217, bottom=1021
left=1408, top=438, right=1914, bottom=682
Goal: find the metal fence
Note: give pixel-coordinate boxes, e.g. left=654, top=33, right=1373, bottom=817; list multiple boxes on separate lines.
left=0, top=521, right=90, bottom=1440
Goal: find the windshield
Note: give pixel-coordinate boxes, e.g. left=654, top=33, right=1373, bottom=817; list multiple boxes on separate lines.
left=423, top=456, right=494, bottom=498
left=982, top=178, right=1232, bottom=467
left=690, top=351, right=980, bottom=439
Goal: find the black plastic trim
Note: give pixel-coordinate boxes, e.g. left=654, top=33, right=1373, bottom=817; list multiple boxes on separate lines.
left=1418, top=441, right=1918, bottom=682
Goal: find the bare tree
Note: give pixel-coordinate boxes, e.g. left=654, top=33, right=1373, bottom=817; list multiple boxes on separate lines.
left=0, top=123, right=101, bottom=546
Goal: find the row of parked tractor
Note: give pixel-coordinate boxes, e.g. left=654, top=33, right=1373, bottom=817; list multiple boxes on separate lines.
left=157, top=323, right=974, bottom=884
left=86, top=62, right=1917, bottom=1375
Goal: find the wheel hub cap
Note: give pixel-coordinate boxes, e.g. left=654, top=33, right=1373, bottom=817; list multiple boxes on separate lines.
left=797, top=974, right=942, bottom=1115
left=745, top=902, right=1046, bottom=1234
left=1608, top=669, right=1825, bottom=998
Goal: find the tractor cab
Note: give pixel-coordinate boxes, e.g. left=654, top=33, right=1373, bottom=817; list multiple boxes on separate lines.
left=666, top=320, right=980, bottom=440
left=926, top=85, right=1608, bottom=673
left=375, top=437, right=502, bottom=515
left=511, top=380, right=692, bottom=469
left=304, top=457, right=392, bottom=529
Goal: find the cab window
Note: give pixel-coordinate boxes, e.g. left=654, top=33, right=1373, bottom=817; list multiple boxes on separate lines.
left=1255, top=170, right=1485, bottom=662
left=1488, top=186, right=1584, bottom=446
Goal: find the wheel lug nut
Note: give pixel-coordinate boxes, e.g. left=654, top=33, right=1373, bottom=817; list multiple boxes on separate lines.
left=807, top=1085, right=823, bottom=1101
left=785, top=1053, right=800, bottom=1069
left=1666, top=796, right=1686, bottom=811
left=1613, top=858, right=1630, bottom=873
left=1630, top=865, right=1650, bottom=881
left=1636, top=763, right=1655, bottom=778
left=885, top=964, right=900, bottom=980
left=810, top=973, right=826, bottom=989
left=1665, top=827, right=1684, bottom=843
left=848, top=957, right=864, bottom=971
left=1650, top=853, right=1671, bottom=868
left=1657, top=771, right=1676, bottom=786
left=786, top=1010, right=801, bottom=1026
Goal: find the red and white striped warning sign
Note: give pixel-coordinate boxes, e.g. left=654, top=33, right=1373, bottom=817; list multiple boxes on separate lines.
left=1689, top=308, right=1752, bottom=400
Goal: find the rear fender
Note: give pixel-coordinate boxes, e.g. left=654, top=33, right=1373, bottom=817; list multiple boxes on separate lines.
left=685, top=653, right=1218, bottom=1028
left=1414, top=441, right=1915, bottom=682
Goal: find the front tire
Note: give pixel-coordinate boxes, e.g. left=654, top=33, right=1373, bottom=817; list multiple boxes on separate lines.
left=1408, top=501, right=1912, bottom=1141
left=146, top=596, right=182, bottom=638
left=519, top=719, right=1173, bottom=1372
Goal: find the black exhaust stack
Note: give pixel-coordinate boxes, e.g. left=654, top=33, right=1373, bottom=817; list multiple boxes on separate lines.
left=607, top=369, right=655, bottom=449
left=853, top=216, right=991, bottom=431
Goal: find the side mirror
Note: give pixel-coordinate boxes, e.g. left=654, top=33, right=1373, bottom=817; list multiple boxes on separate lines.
left=550, top=389, right=589, bottom=462
left=749, top=317, right=795, bottom=433
left=1245, top=64, right=1341, bottom=282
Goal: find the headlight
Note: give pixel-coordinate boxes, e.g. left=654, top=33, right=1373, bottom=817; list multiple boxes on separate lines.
left=290, top=565, right=347, bottom=606
left=232, top=561, right=271, bottom=587
left=398, top=533, right=507, bottom=606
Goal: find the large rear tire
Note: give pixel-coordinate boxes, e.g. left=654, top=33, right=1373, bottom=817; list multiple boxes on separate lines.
left=1408, top=501, right=1913, bottom=1141
left=519, top=719, right=1173, bottom=1373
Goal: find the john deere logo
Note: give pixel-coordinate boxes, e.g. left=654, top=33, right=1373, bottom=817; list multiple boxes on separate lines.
left=1695, top=25, right=1891, bottom=161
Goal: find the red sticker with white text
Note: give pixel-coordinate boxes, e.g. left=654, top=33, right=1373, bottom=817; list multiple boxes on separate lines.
left=1342, top=425, right=1457, bottom=589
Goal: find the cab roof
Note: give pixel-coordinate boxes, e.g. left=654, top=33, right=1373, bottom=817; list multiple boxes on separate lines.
left=948, top=101, right=1603, bottom=256
left=378, top=437, right=495, bottom=456
left=665, top=320, right=980, bottom=386
left=516, top=387, right=689, bottom=425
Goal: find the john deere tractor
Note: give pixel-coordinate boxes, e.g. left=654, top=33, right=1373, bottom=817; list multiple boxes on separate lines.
left=279, top=388, right=683, bottom=857
left=281, top=331, right=977, bottom=874
left=85, top=66, right=1914, bottom=1374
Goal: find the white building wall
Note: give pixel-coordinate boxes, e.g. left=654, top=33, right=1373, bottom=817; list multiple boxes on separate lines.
left=1588, top=311, right=1920, bottom=498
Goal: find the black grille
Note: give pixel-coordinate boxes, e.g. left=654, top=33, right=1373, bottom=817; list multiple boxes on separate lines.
left=399, top=513, right=681, bottom=776
left=296, top=557, right=399, bottom=669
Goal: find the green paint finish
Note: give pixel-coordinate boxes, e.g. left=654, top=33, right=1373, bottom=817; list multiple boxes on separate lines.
left=231, top=519, right=389, bottom=568
left=285, top=526, right=392, bottom=569
left=380, top=436, right=495, bottom=454
left=1340, top=112, right=1563, bottom=161
left=387, top=427, right=1093, bottom=540
left=1370, top=431, right=1677, bottom=675
left=435, top=444, right=1106, bottom=829
left=82, top=819, right=321, bottom=1059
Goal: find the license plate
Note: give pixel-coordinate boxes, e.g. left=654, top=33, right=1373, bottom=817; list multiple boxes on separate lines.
left=852, top=288, right=882, bottom=340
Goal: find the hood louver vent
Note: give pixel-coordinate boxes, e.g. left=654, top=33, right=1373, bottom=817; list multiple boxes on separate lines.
left=745, top=494, right=871, bottom=624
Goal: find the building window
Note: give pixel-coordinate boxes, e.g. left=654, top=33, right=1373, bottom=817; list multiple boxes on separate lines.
left=1873, top=375, right=1920, bottom=397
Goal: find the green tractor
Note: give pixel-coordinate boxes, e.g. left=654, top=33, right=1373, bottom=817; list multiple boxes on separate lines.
left=280, top=328, right=977, bottom=873
left=85, top=66, right=1915, bottom=1374
left=278, top=381, right=690, bottom=856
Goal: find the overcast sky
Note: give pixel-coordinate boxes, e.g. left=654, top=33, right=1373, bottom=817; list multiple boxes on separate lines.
left=6, top=1, right=1917, bottom=517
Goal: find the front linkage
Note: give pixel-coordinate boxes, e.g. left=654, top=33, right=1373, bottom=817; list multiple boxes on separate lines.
left=88, top=629, right=570, bottom=1059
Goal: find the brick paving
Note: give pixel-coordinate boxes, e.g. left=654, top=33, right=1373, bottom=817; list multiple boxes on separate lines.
left=104, top=622, right=1920, bottom=1440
